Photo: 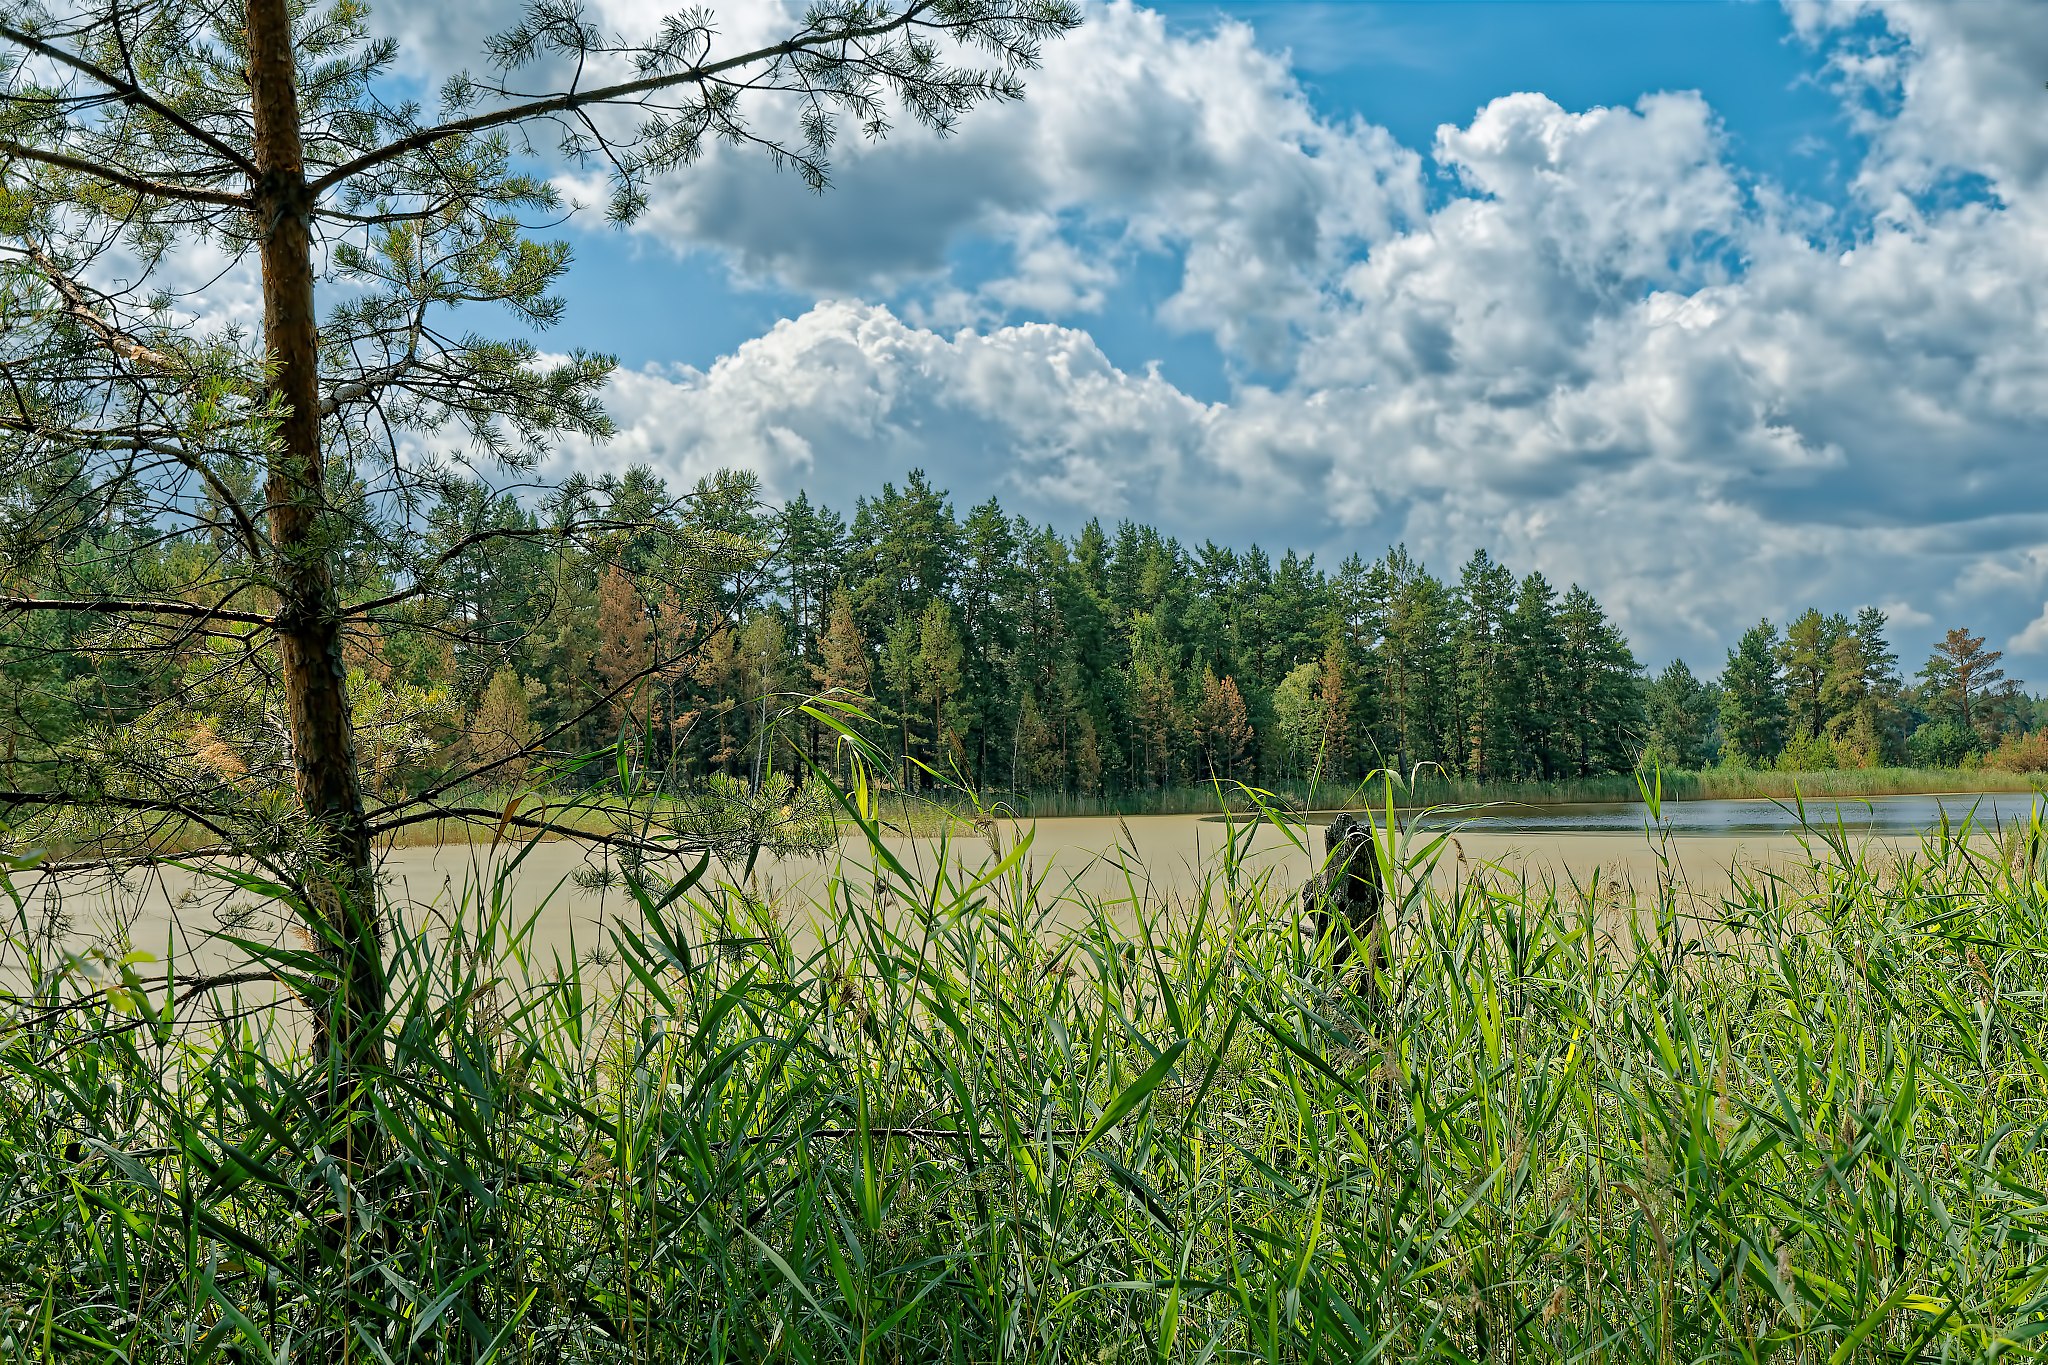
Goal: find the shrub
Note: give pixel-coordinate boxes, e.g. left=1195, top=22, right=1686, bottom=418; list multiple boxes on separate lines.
left=1985, top=727, right=2048, bottom=773
left=1908, top=718, right=1978, bottom=767
left=1773, top=731, right=1838, bottom=772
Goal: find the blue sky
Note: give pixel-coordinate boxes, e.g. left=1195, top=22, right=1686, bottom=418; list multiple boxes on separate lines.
left=545, top=1, right=1870, bottom=397
left=386, top=0, right=2048, bottom=672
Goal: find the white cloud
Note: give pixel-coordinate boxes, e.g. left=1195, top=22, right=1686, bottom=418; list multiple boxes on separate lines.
left=1790, top=0, right=2048, bottom=212
left=374, top=0, right=2048, bottom=669
left=2010, top=605, right=2048, bottom=657
left=1881, top=600, right=1934, bottom=630
left=542, top=2, right=1422, bottom=364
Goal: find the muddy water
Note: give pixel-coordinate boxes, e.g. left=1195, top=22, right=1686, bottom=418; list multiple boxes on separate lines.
left=9, top=810, right=1923, bottom=982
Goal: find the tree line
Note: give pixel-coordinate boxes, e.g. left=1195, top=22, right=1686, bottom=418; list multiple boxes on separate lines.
left=16, top=459, right=2043, bottom=817
left=338, top=465, right=1661, bottom=798
left=1645, top=610, right=2044, bottom=775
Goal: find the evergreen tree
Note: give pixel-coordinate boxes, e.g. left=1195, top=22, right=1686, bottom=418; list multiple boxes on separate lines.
left=879, top=615, right=923, bottom=790
left=1555, top=585, right=1641, bottom=776
left=736, top=615, right=791, bottom=791
left=1369, top=547, right=1454, bottom=774
left=1505, top=573, right=1564, bottom=778
left=468, top=669, right=537, bottom=785
left=915, top=601, right=969, bottom=782
left=1778, top=609, right=1845, bottom=743
left=1126, top=612, right=1181, bottom=787
left=1643, top=660, right=1717, bottom=770
left=1823, top=607, right=1903, bottom=766
left=955, top=499, right=1024, bottom=783
left=812, top=588, right=874, bottom=779
left=846, top=471, right=960, bottom=637
left=1315, top=637, right=1353, bottom=781
left=1455, top=550, right=1518, bottom=780
left=1719, top=621, right=1787, bottom=765
left=595, top=564, right=654, bottom=730
left=778, top=491, right=848, bottom=661
left=1193, top=669, right=1254, bottom=782
left=1920, top=627, right=2023, bottom=746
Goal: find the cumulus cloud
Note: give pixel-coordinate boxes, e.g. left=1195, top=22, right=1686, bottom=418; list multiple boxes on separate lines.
left=1789, top=0, right=2048, bottom=211
left=364, top=0, right=2048, bottom=668
left=531, top=2, right=1423, bottom=365
left=2010, top=605, right=2048, bottom=658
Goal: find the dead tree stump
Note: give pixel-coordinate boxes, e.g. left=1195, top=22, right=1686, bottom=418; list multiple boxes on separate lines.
left=1298, top=812, right=1387, bottom=979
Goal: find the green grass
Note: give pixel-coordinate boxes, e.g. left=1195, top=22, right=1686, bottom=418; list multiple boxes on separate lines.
left=905, top=765, right=2045, bottom=820
left=5, top=787, right=2048, bottom=1360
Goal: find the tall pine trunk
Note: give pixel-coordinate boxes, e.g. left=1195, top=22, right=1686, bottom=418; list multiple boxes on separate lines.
left=248, top=0, right=384, bottom=1079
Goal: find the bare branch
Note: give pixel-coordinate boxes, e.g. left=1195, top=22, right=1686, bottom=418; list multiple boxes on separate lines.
left=21, top=246, right=182, bottom=369
left=342, top=520, right=646, bottom=617
left=366, top=804, right=689, bottom=859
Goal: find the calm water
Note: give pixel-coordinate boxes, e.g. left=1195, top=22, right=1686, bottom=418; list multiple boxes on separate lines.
left=20, top=793, right=2035, bottom=976
left=1349, top=790, right=2043, bottom=837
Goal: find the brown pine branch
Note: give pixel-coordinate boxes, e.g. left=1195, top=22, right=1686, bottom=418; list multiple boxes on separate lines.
left=21, top=246, right=185, bottom=371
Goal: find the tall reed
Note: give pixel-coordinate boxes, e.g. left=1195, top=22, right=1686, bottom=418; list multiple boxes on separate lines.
left=3, top=779, right=2047, bottom=1361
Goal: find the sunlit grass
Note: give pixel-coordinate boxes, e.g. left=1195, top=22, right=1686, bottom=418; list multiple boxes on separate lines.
left=4, top=776, right=2048, bottom=1360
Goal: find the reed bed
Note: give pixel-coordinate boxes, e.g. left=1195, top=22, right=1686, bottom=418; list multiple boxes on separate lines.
left=4, top=786, right=2048, bottom=1362
left=900, top=766, right=2043, bottom=820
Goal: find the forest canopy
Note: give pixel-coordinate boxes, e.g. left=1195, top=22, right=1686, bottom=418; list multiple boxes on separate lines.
left=11, top=461, right=2039, bottom=824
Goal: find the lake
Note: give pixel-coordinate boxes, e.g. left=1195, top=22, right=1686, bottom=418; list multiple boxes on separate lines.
left=14, top=790, right=2033, bottom=980
left=1392, top=789, right=2042, bottom=836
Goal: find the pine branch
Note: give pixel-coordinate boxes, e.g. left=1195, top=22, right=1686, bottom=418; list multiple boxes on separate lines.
left=0, top=595, right=272, bottom=626
left=304, top=3, right=953, bottom=195
left=0, top=137, right=247, bottom=207
left=0, top=22, right=258, bottom=175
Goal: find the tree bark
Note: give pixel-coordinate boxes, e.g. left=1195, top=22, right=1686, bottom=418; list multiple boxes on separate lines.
left=247, top=0, right=383, bottom=1078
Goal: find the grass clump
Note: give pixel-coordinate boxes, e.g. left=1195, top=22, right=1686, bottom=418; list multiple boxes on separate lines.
left=4, top=787, right=2048, bottom=1361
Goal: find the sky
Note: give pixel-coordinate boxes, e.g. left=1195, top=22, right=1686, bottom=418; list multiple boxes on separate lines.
left=374, top=0, right=2048, bottom=673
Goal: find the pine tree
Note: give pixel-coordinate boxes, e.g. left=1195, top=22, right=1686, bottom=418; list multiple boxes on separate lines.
left=1193, top=670, right=1254, bottom=782
left=879, top=615, right=922, bottom=790
left=736, top=614, right=790, bottom=792
left=956, top=498, right=1024, bottom=785
left=1316, top=638, right=1353, bottom=780
left=1455, top=550, right=1517, bottom=780
left=916, top=600, right=969, bottom=782
left=811, top=588, right=874, bottom=780
left=1778, top=609, right=1845, bottom=742
left=1823, top=607, right=1903, bottom=766
left=1643, top=660, right=1716, bottom=770
left=816, top=589, right=873, bottom=697
left=595, top=565, right=655, bottom=731
left=1127, top=613, right=1181, bottom=787
left=1555, top=585, right=1641, bottom=776
left=1921, top=627, right=2023, bottom=745
left=778, top=491, right=848, bottom=660
left=847, top=471, right=961, bottom=636
left=469, top=669, right=537, bottom=785
left=1014, top=690, right=1065, bottom=790
left=1719, top=621, right=1787, bottom=766
left=1506, top=573, right=1564, bottom=778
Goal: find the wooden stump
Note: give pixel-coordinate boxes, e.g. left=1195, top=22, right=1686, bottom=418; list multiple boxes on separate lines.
left=1298, top=812, right=1387, bottom=977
